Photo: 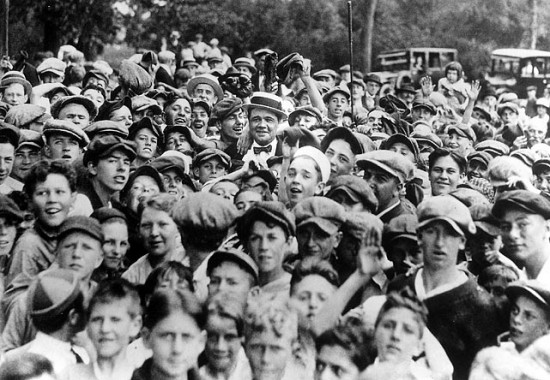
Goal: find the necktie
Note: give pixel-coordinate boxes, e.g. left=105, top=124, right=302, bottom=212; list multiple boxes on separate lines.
left=71, top=347, right=84, bottom=363
left=253, top=145, right=272, bottom=154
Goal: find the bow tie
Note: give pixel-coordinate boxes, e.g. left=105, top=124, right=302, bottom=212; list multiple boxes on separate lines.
left=254, top=145, right=272, bottom=154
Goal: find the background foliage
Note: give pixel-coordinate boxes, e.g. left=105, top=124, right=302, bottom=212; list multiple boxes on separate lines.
left=3, top=0, right=550, bottom=78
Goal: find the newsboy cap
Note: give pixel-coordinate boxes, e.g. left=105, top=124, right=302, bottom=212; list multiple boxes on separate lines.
left=192, top=148, right=231, bottom=169
left=293, top=197, right=346, bottom=235
left=28, top=269, right=81, bottom=323
left=383, top=214, right=418, bottom=243
left=170, top=192, right=239, bottom=232
left=37, top=58, right=66, bottom=77
left=447, top=123, right=477, bottom=143
left=43, top=119, right=89, bottom=147
left=236, top=201, right=296, bottom=242
left=118, top=60, right=153, bottom=96
left=17, top=129, right=43, bottom=151
left=325, top=175, right=378, bottom=213
left=58, top=215, right=104, bottom=243
left=343, top=212, right=384, bottom=241
left=83, top=135, right=136, bottom=166
left=356, top=150, right=414, bottom=184
left=84, top=120, right=129, bottom=140
left=474, top=140, right=510, bottom=157
left=533, top=159, right=550, bottom=176
left=417, top=195, right=477, bottom=236
left=0, top=195, right=24, bottom=222
left=4, top=104, right=50, bottom=128
left=207, top=248, right=259, bottom=283
left=209, top=98, right=244, bottom=125
left=0, top=123, right=20, bottom=147
left=90, top=207, right=127, bottom=224
left=50, top=95, right=98, bottom=121
left=506, top=280, right=550, bottom=311
left=492, top=190, right=550, bottom=220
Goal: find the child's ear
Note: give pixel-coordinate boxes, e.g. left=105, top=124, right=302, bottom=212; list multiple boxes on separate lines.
left=314, top=181, right=325, bottom=196
left=129, top=315, right=143, bottom=339
left=88, top=161, right=98, bottom=176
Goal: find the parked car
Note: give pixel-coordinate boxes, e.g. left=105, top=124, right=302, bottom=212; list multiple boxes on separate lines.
left=487, top=48, right=550, bottom=98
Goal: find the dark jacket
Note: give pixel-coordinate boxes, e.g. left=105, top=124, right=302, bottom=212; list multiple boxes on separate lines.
left=131, top=358, right=202, bottom=380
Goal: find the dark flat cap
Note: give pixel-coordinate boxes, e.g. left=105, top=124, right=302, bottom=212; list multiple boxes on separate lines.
left=468, top=151, right=493, bottom=168
left=356, top=150, right=414, bottom=184
left=28, top=269, right=81, bottom=322
left=474, top=140, right=510, bottom=157
left=322, top=86, right=351, bottom=103
left=50, top=95, right=98, bottom=121
left=293, top=197, right=346, bottom=235
left=120, top=165, right=165, bottom=201
left=207, top=248, right=259, bottom=282
left=277, top=52, right=304, bottom=82
left=237, top=201, right=296, bottom=241
left=363, top=73, right=382, bottom=85
left=411, top=98, right=436, bottom=115
left=321, top=127, right=364, bottom=155
left=380, top=133, right=420, bottom=158
left=449, top=187, right=491, bottom=208
left=95, top=98, right=132, bottom=122
left=150, top=155, right=188, bottom=178
left=83, top=135, right=136, bottom=166
left=209, top=98, right=244, bottom=125
left=131, top=95, right=162, bottom=115
left=325, top=175, right=378, bottom=213
left=417, top=195, right=477, bottom=236
left=0, top=123, right=20, bottom=147
left=58, top=215, right=103, bottom=242
left=82, top=69, right=109, bottom=88
left=192, top=148, right=231, bottom=169
left=90, top=207, right=127, bottom=224
left=447, top=123, right=477, bottom=142
left=313, top=69, right=338, bottom=80
left=83, top=120, right=129, bottom=140
left=492, top=190, right=550, bottom=220
left=0, top=195, right=23, bottom=222
left=383, top=214, right=418, bottom=242
left=344, top=212, right=384, bottom=241
left=411, top=130, right=443, bottom=150
left=170, top=192, right=239, bottom=232
left=128, top=117, right=163, bottom=141
left=533, top=159, right=550, bottom=176
left=241, top=169, right=278, bottom=193
left=469, top=203, right=500, bottom=236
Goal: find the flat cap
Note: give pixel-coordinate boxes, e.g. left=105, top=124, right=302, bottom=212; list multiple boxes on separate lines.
left=83, top=120, right=129, bottom=140
left=82, top=69, right=109, bottom=88
left=417, top=195, right=477, bottom=236
left=128, top=117, right=163, bottom=141
left=4, top=104, right=50, bottom=128
left=356, top=150, right=414, bottom=184
left=449, top=187, right=491, bottom=208
left=90, top=207, right=127, bottom=224
left=131, top=95, right=162, bottom=115
left=510, top=149, right=537, bottom=168
left=506, top=280, right=550, bottom=311
left=58, top=215, right=104, bottom=242
left=187, top=74, right=224, bottom=102
left=241, top=169, right=278, bottom=193
left=474, top=140, right=510, bottom=157
left=396, top=84, right=416, bottom=94
left=313, top=69, right=338, bottom=80
left=473, top=106, right=492, bottom=121
left=170, top=192, right=239, bottom=232
left=468, top=151, right=493, bottom=168
left=36, top=58, right=66, bottom=76
left=492, top=190, right=550, bottom=220
left=380, top=133, right=420, bottom=158
left=363, top=73, right=382, bottom=85
left=469, top=203, right=500, bottom=236
left=343, top=212, right=384, bottom=241
left=411, top=98, right=437, bottom=115
left=118, top=60, right=153, bottom=95
left=447, top=123, right=477, bottom=142
left=28, top=269, right=81, bottom=322
left=322, top=86, right=351, bottom=103
left=277, top=126, right=321, bottom=150
left=207, top=248, right=259, bottom=283
left=383, top=214, right=418, bottom=242
left=293, top=146, right=331, bottom=183
left=209, top=98, right=244, bottom=125
left=150, top=154, right=189, bottom=177
left=120, top=165, right=165, bottom=201
left=321, top=127, right=364, bottom=155
left=497, top=102, right=519, bottom=116
left=17, top=129, right=44, bottom=151
left=237, top=201, right=295, bottom=241
left=533, top=159, right=550, bottom=176
left=192, top=148, right=231, bottom=169
left=0, top=123, right=20, bottom=147
left=325, top=175, right=378, bottom=213
left=288, top=106, right=323, bottom=126
left=293, top=197, right=346, bottom=235
left=0, top=195, right=24, bottom=222
left=50, top=95, right=98, bottom=121
left=43, top=119, right=89, bottom=147
left=83, top=135, right=136, bottom=166
left=411, top=130, right=443, bottom=150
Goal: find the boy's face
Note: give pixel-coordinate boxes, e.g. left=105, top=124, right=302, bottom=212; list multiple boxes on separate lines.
left=315, top=344, right=360, bottom=380
left=191, top=105, right=209, bottom=138
left=510, top=295, right=550, bottom=352
left=210, top=181, right=239, bottom=202
left=0, top=142, right=14, bottom=184
left=290, top=274, right=336, bottom=323
left=102, top=221, right=129, bottom=270
left=87, top=299, right=141, bottom=360
left=246, top=329, right=294, bottom=380
left=140, top=207, right=178, bottom=258
left=326, top=93, right=348, bottom=120
left=220, top=109, right=245, bottom=140
left=366, top=81, right=380, bottom=96
left=89, top=150, right=131, bottom=193
left=248, top=220, right=290, bottom=276
left=32, top=173, right=75, bottom=229
left=2, top=83, right=27, bottom=106
left=205, top=315, right=242, bottom=374
left=193, top=157, right=227, bottom=184
left=47, top=134, right=81, bottom=163
left=296, top=224, right=340, bottom=261
left=285, top=156, right=323, bottom=208
left=374, top=306, right=423, bottom=363
left=325, top=139, right=355, bottom=181
left=387, top=237, right=422, bottom=275
left=13, top=146, right=40, bottom=181
left=57, top=232, right=103, bottom=281
left=208, top=261, right=253, bottom=298
left=418, top=222, right=465, bottom=271
left=535, top=169, right=550, bottom=192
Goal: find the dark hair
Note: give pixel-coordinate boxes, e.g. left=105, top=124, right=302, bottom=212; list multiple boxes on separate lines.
left=478, top=264, right=519, bottom=289
left=290, top=258, right=339, bottom=294
left=445, top=61, right=463, bottom=79
left=24, top=160, right=77, bottom=198
left=143, top=288, right=204, bottom=329
left=205, top=291, right=246, bottom=336
left=375, top=287, right=428, bottom=334
left=143, top=261, right=195, bottom=300
left=428, top=148, right=467, bottom=175
left=33, top=291, right=85, bottom=334
left=138, top=193, right=178, bottom=218
left=315, top=321, right=375, bottom=371
left=0, top=352, right=54, bottom=380
left=88, top=278, right=142, bottom=319
left=82, top=83, right=107, bottom=100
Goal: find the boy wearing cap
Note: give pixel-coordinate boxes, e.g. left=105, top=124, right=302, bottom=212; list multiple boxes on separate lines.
left=293, top=197, right=345, bottom=262
left=10, top=130, right=42, bottom=187
left=192, top=148, right=230, bottom=186
left=81, top=135, right=136, bottom=209
left=411, top=99, right=437, bottom=125
left=37, top=58, right=66, bottom=84
left=321, top=127, right=363, bottom=184
left=236, top=201, right=295, bottom=298
left=493, top=190, right=550, bottom=289
left=445, top=124, right=476, bottom=157
left=356, top=150, right=415, bottom=224
left=323, top=87, right=350, bottom=126
left=164, top=96, right=192, bottom=127
left=325, top=175, right=378, bottom=213
left=150, top=154, right=196, bottom=199
left=4, top=269, right=88, bottom=376
left=51, top=95, right=98, bottom=128
left=207, top=247, right=259, bottom=301
left=43, top=119, right=89, bottom=164
left=500, top=280, right=550, bottom=353
left=0, top=72, right=31, bottom=106
left=0, top=124, right=19, bottom=195
left=533, top=159, right=550, bottom=194
left=382, top=214, right=422, bottom=277
left=389, top=196, right=505, bottom=379
left=190, top=99, right=210, bottom=139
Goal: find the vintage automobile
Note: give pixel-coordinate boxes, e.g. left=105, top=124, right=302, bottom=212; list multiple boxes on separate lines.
left=371, top=47, right=458, bottom=94
left=487, top=48, right=550, bottom=98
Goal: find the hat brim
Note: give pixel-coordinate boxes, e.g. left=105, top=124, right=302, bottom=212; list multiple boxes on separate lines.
left=187, top=77, right=224, bottom=102
left=39, top=68, right=65, bottom=77
left=297, top=217, right=339, bottom=235
left=1, top=78, right=32, bottom=96
left=418, top=217, right=465, bottom=237
left=321, top=127, right=363, bottom=155
left=506, top=284, right=549, bottom=308
left=99, top=143, right=137, bottom=162
left=475, top=221, right=501, bottom=237
left=234, top=63, right=257, bottom=75
left=326, top=186, right=360, bottom=203
left=357, top=158, right=401, bottom=182
left=243, top=103, right=287, bottom=120
left=43, top=127, right=89, bottom=147
left=207, top=250, right=259, bottom=281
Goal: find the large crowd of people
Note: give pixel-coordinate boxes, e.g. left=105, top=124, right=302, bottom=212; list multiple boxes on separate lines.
left=0, top=33, right=549, bottom=380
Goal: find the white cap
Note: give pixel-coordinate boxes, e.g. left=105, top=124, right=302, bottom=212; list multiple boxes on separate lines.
left=292, top=146, right=331, bottom=183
